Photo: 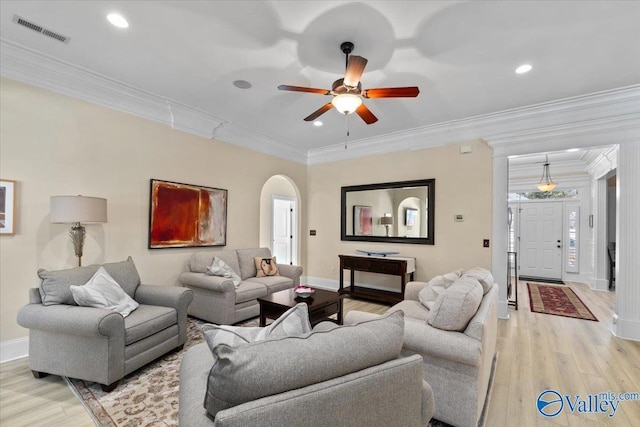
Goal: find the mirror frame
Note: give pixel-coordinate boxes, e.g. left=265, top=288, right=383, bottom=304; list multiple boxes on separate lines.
left=341, top=179, right=435, bottom=245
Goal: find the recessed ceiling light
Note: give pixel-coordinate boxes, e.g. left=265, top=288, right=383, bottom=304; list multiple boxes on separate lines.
left=313, top=121, right=323, bottom=127
left=566, top=148, right=580, bottom=152
left=107, top=13, right=129, bottom=29
left=515, top=64, right=532, bottom=74
left=233, top=80, right=252, bottom=89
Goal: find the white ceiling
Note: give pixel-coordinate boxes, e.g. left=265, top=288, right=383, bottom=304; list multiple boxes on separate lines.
left=1, top=1, right=639, bottom=163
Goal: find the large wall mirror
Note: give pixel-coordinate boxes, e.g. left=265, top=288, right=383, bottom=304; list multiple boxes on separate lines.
left=341, top=179, right=435, bottom=245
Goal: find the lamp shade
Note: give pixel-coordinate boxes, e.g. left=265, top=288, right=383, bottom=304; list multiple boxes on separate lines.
left=331, top=94, right=362, bottom=114
left=50, top=195, right=107, bottom=223
left=380, top=216, right=394, bottom=225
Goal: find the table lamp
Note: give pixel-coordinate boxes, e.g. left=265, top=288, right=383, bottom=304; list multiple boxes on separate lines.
left=50, top=195, right=107, bottom=266
left=380, top=215, right=394, bottom=237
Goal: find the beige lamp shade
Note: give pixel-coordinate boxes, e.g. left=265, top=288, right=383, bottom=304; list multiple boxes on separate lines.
left=380, top=216, right=394, bottom=225
left=50, top=195, right=107, bottom=223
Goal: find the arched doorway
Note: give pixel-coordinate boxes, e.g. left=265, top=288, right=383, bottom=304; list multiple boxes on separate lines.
left=259, top=175, right=301, bottom=265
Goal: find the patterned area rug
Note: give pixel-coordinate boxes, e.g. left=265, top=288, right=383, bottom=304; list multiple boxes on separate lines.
left=527, top=283, right=598, bottom=321
left=66, top=317, right=453, bottom=426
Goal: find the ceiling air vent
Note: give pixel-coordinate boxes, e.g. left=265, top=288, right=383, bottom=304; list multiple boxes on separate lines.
left=12, top=15, right=70, bottom=44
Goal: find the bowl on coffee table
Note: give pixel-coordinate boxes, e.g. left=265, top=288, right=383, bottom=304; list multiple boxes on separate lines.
left=294, top=286, right=315, bottom=298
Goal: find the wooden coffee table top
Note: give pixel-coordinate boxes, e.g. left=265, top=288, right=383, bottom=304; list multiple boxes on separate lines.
left=258, top=287, right=341, bottom=309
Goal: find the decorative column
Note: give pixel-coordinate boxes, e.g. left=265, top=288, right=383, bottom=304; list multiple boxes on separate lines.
left=592, top=179, right=609, bottom=291
left=492, top=155, right=509, bottom=319
left=613, top=142, right=640, bottom=341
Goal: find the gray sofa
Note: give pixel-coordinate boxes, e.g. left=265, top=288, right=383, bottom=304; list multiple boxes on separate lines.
left=346, top=277, right=498, bottom=427
left=179, top=248, right=302, bottom=324
left=17, top=257, right=193, bottom=391
left=179, top=311, right=435, bottom=427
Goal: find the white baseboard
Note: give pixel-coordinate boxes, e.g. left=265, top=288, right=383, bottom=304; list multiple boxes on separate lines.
left=498, top=300, right=510, bottom=320
left=591, top=277, right=611, bottom=292
left=0, top=337, right=29, bottom=364
left=612, top=316, right=640, bottom=342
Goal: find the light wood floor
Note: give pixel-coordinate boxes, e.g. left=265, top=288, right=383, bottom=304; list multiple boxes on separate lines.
left=1, top=284, right=638, bottom=427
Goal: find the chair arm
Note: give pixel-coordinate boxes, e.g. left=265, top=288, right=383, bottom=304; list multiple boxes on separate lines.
left=277, top=263, right=303, bottom=287
left=343, top=310, right=383, bottom=325
left=17, top=303, right=123, bottom=338
left=403, top=318, right=481, bottom=366
left=404, top=281, right=428, bottom=301
left=179, top=272, right=235, bottom=293
left=135, top=284, right=193, bottom=311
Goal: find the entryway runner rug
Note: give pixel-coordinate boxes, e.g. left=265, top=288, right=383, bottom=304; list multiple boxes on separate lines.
left=66, top=317, right=454, bottom=426
left=527, top=283, right=598, bottom=321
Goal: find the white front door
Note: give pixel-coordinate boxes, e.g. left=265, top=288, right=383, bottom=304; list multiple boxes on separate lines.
left=272, top=197, right=295, bottom=265
left=520, top=201, right=563, bottom=280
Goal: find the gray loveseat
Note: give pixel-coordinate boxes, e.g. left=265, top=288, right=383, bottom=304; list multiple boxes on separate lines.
left=179, top=311, right=435, bottom=427
left=17, top=257, right=193, bottom=391
left=346, top=274, right=498, bottom=427
left=179, top=248, right=302, bottom=324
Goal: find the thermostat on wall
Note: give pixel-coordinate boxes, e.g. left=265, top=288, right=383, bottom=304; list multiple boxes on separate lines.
left=454, top=214, right=464, bottom=222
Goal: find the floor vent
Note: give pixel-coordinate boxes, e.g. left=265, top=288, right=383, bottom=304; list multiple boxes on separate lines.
left=12, top=15, right=70, bottom=44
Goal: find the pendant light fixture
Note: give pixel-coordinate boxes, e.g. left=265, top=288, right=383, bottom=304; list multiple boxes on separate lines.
left=536, top=155, right=557, bottom=192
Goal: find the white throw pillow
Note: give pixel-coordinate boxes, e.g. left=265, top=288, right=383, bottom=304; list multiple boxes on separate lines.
left=201, top=303, right=312, bottom=351
left=462, top=267, right=494, bottom=294
left=70, top=266, right=139, bottom=317
left=427, top=277, right=483, bottom=331
left=206, top=256, right=241, bottom=287
left=418, top=269, right=463, bottom=310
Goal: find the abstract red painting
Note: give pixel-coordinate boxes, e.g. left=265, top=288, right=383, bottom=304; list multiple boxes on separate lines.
left=149, top=179, right=227, bottom=248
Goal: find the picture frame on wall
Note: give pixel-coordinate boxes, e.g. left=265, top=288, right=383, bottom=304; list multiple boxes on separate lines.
left=0, top=179, right=16, bottom=235
left=405, top=208, right=418, bottom=227
left=353, top=205, right=373, bottom=236
left=148, top=179, right=227, bottom=248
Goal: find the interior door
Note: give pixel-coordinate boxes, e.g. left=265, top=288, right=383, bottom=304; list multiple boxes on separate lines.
left=272, top=197, right=295, bottom=265
left=519, top=201, right=563, bottom=280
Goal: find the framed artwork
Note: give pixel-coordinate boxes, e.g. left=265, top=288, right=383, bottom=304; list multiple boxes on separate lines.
left=0, top=179, right=16, bottom=235
left=149, top=179, right=227, bottom=248
left=353, top=205, right=373, bottom=236
left=405, top=208, right=418, bottom=227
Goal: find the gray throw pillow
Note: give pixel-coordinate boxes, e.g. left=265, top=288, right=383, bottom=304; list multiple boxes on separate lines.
left=38, top=265, right=100, bottom=306
left=427, top=277, right=483, bottom=331
left=70, top=266, right=139, bottom=317
left=206, top=256, right=241, bottom=288
left=201, top=303, right=311, bottom=350
left=204, top=310, right=404, bottom=419
left=462, top=267, right=494, bottom=294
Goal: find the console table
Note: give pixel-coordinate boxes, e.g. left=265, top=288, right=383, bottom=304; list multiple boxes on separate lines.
left=339, top=254, right=415, bottom=304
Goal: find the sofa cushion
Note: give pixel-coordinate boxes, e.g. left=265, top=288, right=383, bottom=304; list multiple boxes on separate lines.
left=204, top=310, right=404, bottom=419
left=234, top=281, right=268, bottom=303
left=70, top=266, right=139, bottom=317
left=387, top=300, right=430, bottom=321
left=462, top=267, right=494, bottom=294
left=427, top=277, right=483, bottom=331
left=38, top=265, right=99, bottom=306
left=236, top=248, right=272, bottom=280
left=418, top=269, right=463, bottom=310
left=206, top=257, right=241, bottom=288
left=124, top=304, right=176, bottom=345
left=254, top=256, right=279, bottom=277
left=202, top=303, right=311, bottom=349
left=244, top=275, right=293, bottom=293
left=190, top=250, right=241, bottom=276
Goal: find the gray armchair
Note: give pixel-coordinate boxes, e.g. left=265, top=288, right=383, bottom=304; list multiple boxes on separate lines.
left=17, top=257, right=193, bottom=392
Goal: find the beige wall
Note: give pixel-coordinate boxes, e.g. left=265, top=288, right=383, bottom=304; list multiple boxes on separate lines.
left=306, top=141, right=493, bottom=288
left=0, top=78, right=307, bottom=342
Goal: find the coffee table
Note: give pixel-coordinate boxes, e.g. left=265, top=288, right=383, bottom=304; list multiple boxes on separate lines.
left=257, top=288, right=343, bottom=327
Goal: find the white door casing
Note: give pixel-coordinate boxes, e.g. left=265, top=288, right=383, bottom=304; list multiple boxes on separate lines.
left=520, top=201, right=563, bottom=280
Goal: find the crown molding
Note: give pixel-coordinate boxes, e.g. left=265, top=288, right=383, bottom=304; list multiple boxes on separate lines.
left=587, top=146, right=619, bottom=180
left=2, top=38, right=639, bottom=166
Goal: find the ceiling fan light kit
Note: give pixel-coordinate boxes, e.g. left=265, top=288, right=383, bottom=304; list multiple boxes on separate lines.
left=278, top=41, right=420, bottom=128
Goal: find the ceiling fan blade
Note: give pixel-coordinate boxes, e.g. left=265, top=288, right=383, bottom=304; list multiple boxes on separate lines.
left=303, top=103, right=334, bottom=121
left=344, top=55, right=368, bottom=87
left=355, top=103, right=378, bottom=124
left=362, top=87, right=420, bottom=98
left=278, top=85, right=331, bottom=95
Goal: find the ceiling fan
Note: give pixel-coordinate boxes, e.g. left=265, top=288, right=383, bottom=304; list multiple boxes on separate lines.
left=278, top=42, right=420, bottom=125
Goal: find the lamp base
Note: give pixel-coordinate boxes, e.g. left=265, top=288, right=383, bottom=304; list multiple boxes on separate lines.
left=69, top=222, right=86, bottom=267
